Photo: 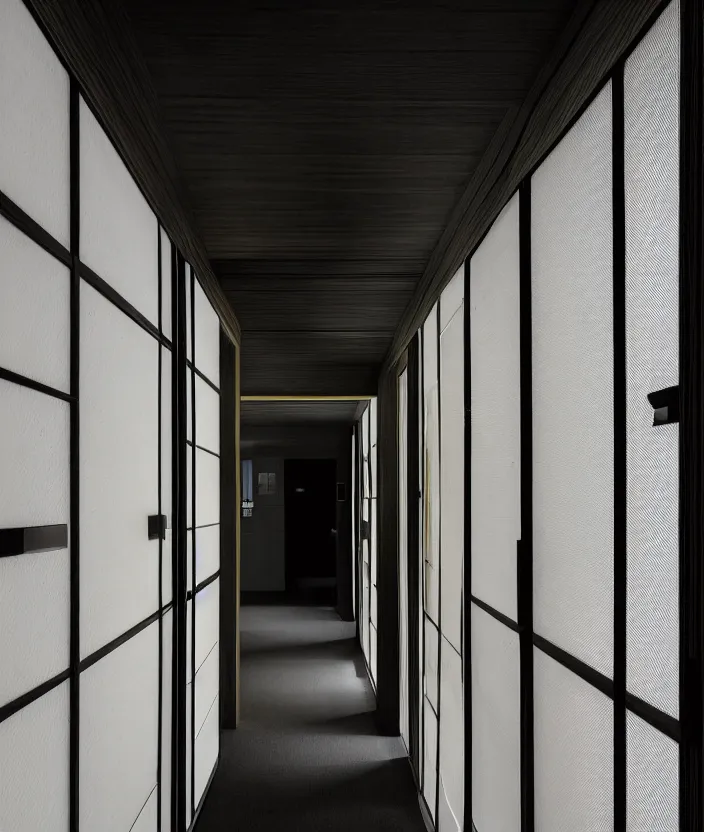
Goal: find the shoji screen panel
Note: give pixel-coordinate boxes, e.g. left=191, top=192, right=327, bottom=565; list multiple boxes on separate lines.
left=80, top=101, right=159, bottom=325
left=80, top=282, right=160, bottom=655
left=359, top=400, right=378, bottom=683
left=0, top=4, right=71, bottom=829
left=532, top=83, right=614, bottom=677
left=624, top=0, right=680, bottom=720
left=398, top=367, right=410, bottom=751
left=422, top=308, right=440, bottom=627
left=0, top=682, right=70, bottom=832
left=187, top=271, right=221, bottom=824
left=0, top=0, right=69, bottom=246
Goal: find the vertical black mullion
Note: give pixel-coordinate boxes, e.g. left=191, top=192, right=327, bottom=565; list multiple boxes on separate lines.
left=407, top=335, right=421, bottom=783
left=518, top=181, right=535, bottom=832
left=156, top=225, right=163, bottom=832
left=172, top=251, right=187, bottom=832
left=69, top=78, right=80, bottom=832
left=679, top=0, right=704, bottom=827
left=434, top=303, right=442, bottom=826
left=612, top=63, right=627, bottom=832
left=189, top=270, right=196, bottom=824
left=463, top=263, right=472, bottom=832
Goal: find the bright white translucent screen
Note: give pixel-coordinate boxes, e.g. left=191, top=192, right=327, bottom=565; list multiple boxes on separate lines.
left=131, top=789, right=157, bottom=832
left=0, top=217, right=70, bottom=391
left=194, top=279, right=221, bottom=386
left=471, top=604, right=520, bottom=832
left=0, top=380, right=69, bottom=529
left=370, top=623, right=378, bottom=683
left=370, top=397, right=378, bottom=499
left=398, top=368, right=410, bottom=750
left=162, top=348, right=173, bottom=605
left=80, top=283, right=160, bottom=656
left=0, top=681, right=69, bottom=832
left=440, top=264, right=464, bottom=332
left=161, top=609, right=173, bottom=832
left=0, top=0, right=69, bottom=246
left=531, top=85, right=614, bottom=676
left=196, top=448, right=220, bottom=528
left=439, top=638, right=464, bottom=831
left=195, top=524, right=220, bottom=586
left=195, top=580, right=220, bottom=679
left=0, top=548, right=69, bottom=707
left=424, top=617, right=439, bottom=712
left=80, top=622, right=158, bottom=832
left=423, top=305, right=440, bottom=625
left=371, top=583, right=378, bottom=626
left=470, top=194, right=521, bottom=621
left=534, top=649, right=613, bottom=832
left=440, top=303, right=464, bottom=653
left=185, top=676, right=193, bottom=820
left=195, top=695, right=219, bottom=809
left=423, top=699, right=438, bottom=818
left=80, top=100, right=158, bottom=324
left=195, top=643, right=219, bottom=735
left=625, top=0, right=680, bottom=718
left=160, top=227, right=172, bottom=340
left=0, top=379, right=70, bottom=701
left=195, top=374, right=220, bottom=454
left=627, top=711, right=678, bottom=832
left=186, top=265, right=193, bottom=362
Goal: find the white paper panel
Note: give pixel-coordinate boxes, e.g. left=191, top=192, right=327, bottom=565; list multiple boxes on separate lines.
left=0, top=0, right=69, bottom=246
left=160, top=227, right=172, bottom=340
left=361, top=564, right=370, bottom=657
left=197, top=447, right=220, bottom=528
left=194, top=695, right=220, bottom=810
left=627, top=711, right=678, bottom=832
left=370, top=398, right=378, bottom=499
left=187, top=530, right=194, bottom=592
left=80, top=100, right=158, bottom=324
left=424, top=382, right=440, bottom=625
left=371, top=583, right=378, bottom=625
left=531, top=85, right=614, bottom=676
left=0, top=549, right=69, bottom=707
left=398, top=368, right=409, bottom=750
left=0, top=681, right=69, bottom=832
left=130, top=788, right=157, bottom=832
left=187, top=369, right=193, bottom=442
left=195, top=374, right=221, bottom=454
left=80, top=622, right=159, bottom=832
left=186, top=598, right=194, bottom=685
left=195, top=580, right=220, bottom=679
left=470, top=194, right=521, bottom=621
left=439, top=638, right=464, bottom=831
left=370, top=623, right=378, bottom=683
left=534, top=648, right=613, bottom=832
left=185, top=679, right=193, bottom=820
left=0, top=380, right=69, bottom=528
left=162, top=348, right=173, bottom=605
left=195, top=524, right=221, bottom=587
left=370, top=499, right=378, bottom=585
left=440, top=305, right=464, bottom=652
left=424, top=617, right=439, bottom=712
left=161, top=609, right=173, bottom=832
left=80, top=284, right=159, bottom=656
left=186, top=264, right=193, bottom=361
left=471, top=604, right=520, bottom=832
left=423, top=305, right=438, bottom=395
left=438, top=777, right=460, bottom=832
left=194, top=279, right=220, bottom=386
left=0, top=216, right=70, bottom=391
left=625, top=0, right=680, bottom=718
left=423, top=699, right=438, bottom=819
left=195, top=642, right=219, bottom=735
left=187, top=442, right=193, bottom=528
left=440, top=264, right=464, bottom=332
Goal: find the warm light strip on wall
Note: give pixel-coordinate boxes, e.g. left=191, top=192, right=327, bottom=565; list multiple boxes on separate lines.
left=241, top=395, right=374, bottom=401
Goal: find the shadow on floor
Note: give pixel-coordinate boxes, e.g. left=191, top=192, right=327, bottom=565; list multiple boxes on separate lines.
left=196, top=605, right=425, bottom=832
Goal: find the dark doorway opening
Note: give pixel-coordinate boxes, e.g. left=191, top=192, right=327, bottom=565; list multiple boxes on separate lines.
left=285, top=459, right=337, bottom=605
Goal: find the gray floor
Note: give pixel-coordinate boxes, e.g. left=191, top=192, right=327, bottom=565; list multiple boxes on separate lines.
left=197, top=605, right=426, bottom=831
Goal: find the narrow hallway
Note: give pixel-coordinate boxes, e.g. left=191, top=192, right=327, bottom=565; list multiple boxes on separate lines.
left=197, top=606, right=426, bottom=831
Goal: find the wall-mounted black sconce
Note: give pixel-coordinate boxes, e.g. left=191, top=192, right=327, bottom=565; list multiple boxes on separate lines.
left=0, top=524, right=68, bottom=558
left=647, top=385, right=679, bottom=426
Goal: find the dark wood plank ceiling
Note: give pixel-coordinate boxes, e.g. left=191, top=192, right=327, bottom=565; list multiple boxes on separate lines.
left=122, top=0, right=578, bottom=402
left=241, top=401, right=360, bottom=428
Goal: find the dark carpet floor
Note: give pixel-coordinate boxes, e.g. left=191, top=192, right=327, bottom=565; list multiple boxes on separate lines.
left=196, top=605, right=426, bottom=831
